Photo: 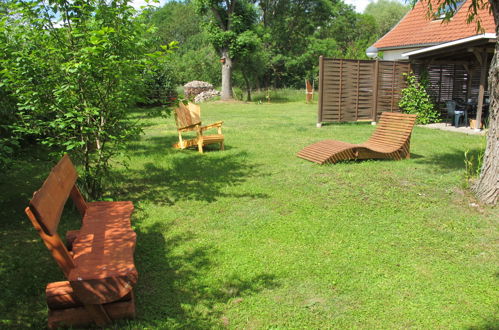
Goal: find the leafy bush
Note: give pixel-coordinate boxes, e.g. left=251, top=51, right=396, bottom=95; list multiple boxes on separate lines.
left=0, top=0, right=174, bottom=199
left=399, top=72, right=440, bottom=124
left=141, top=60, right=179, bottom=106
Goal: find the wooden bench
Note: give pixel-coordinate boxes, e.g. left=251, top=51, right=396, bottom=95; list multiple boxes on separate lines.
left=25, top=155, right=137, bottom=329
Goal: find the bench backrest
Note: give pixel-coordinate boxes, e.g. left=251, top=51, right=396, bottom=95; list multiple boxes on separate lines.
left=30, top=155, right=77, bottom=235
left=174, top=102, right=201, bottom=129
left=25, top=155, right=86, bottom=277
left=367, top=112, right=417, bottom=146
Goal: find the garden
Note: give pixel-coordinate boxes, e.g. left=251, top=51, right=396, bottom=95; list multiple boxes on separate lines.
left=1, top=98, right=498, bottom=328
left=1, top=0, right=498, bottom=328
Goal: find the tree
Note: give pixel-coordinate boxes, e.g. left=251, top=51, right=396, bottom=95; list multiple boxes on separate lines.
left=364, top=0, right=410, bottom=36
left=0, top=0, right=172, bottom=199
left=255, top=0, right=378, bottom=88
left=424, top=0, right=498, bottom=204
left=195, top=0, right=258, bottom=100
left=148, top=1, right=220, bottom=85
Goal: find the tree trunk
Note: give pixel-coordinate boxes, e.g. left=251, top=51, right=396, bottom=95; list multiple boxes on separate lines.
left=472, top=0, right=499, bottom=204
left=242, top=71, right=252, bottom=101
left=221, top=49, right=233, bottom=100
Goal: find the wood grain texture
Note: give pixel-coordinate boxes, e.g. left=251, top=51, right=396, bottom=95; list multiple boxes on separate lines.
left=297, top=112, right=417, bottom=164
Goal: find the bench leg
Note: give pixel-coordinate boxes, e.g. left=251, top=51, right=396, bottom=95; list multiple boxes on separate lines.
left=84, top=304, right=112, bottom=326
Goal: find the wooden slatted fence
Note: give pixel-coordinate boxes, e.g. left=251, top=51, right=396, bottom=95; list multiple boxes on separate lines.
left=317, top=57, right=411, bottom=124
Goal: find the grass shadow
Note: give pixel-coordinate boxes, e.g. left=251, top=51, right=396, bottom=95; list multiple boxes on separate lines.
left=0, top=152, right=82, bottom=328
left=414, top=147, right=483, bottom=171
left=113, top=138, right=269, bottom=205
left=127, top=219, right=279, bottom=328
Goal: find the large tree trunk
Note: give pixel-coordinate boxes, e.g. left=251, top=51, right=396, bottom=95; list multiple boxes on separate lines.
left=472, top=0, right=499, bottom=204
left=221, top=49, right=233, bottom=101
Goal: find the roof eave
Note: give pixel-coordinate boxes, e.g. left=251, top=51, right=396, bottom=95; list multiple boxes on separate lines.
left=402, top=33, right=497, bottom=58
left=377, top=43, right=440, bottom=51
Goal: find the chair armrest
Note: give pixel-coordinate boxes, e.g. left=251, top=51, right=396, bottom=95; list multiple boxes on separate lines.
left=178, top=124, right=200, bottom=132
left=199, top=121, right=224, bottom=131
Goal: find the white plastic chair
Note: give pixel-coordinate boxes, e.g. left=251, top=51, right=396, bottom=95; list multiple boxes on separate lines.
left=445, top=100, right=465, bottom=126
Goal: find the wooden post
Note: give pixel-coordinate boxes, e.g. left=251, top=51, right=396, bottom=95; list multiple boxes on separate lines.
left=465, top=65, right=472, bottom=102
left=475, top=51, right=488, bottom=130
left=338, top=59, right=343, bottom=122
left=317, top=56, right=325, bottom=127
left=438, top=65, right=443, bottom=103
left=372, top=60, right=380, bottom=122
left=355, top=60, right=360, bottom=120
left=390, top=61, right=396, bottom=112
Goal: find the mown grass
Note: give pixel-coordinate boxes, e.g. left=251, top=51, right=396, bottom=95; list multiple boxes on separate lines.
left=0, top=101, right=497, bottom=329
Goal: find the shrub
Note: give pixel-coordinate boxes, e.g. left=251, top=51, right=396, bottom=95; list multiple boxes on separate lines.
left=399, top=72, right=440, bottom=124
left=1, top=0, right=174, bottom=199
left=141, top=60, right=179, bottom=106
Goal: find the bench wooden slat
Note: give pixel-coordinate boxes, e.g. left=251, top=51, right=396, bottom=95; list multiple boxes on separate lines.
left=69, top=202, right=137, bottom=304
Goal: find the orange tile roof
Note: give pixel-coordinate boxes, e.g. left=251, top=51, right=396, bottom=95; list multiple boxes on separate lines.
left=374, top=0, right=496, bottom=49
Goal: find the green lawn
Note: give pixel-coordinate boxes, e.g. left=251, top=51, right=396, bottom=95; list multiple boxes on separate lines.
left=1, top=101, right=498, bottom=329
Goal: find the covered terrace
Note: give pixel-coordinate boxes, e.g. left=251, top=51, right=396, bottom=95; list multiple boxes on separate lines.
left=404, top=34, right=496, bottom=131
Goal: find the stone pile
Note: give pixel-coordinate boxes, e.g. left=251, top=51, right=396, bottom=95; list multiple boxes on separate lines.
left=194, top=90, right=221, bottom=103
left=183, top=81, right=214, bottom=99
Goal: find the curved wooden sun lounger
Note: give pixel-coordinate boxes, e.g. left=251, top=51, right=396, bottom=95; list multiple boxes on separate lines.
left=297, top=112, right=417, bottom=164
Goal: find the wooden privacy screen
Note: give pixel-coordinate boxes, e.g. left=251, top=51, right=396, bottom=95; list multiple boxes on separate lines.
left=317, top=57, right=411, bottom=124
left=412, top=63, right=484, bottom=105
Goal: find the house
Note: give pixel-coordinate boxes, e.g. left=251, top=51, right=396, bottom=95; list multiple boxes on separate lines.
left=368, top=0, right=496, bottom=130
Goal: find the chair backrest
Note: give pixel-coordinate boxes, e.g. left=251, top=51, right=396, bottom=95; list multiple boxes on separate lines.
left=25, top=155, right=79, bottom=277
left=174, top=102, right=201, bottom=129
left=446, top=100, right=456, bottom=115
left=368, top=112, right=417, bottom=146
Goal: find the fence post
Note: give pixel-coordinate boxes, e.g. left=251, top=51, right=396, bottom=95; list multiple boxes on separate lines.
left=317, top=55, right=324, bottom=128
left=391, top=61, right=396, bottom=112
left=372, top=59, right=379, bottom=122
left=355, top=60, right=360, bottom=121
left=339, top=59, right=343, bottom=122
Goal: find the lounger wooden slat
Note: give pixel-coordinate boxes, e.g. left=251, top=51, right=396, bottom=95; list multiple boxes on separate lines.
left=297, top=112, right=417, bottom=164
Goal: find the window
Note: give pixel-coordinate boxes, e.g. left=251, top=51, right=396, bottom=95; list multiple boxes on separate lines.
left=433, top=0, right=465, bottom=20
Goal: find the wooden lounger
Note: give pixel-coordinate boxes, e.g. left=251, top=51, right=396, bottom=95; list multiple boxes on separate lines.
left=297, top=112, right=417, bottom=164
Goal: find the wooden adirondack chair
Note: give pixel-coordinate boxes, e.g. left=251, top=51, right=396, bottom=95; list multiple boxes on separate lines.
left=297, top=112, right=417, bottom=164
left=172, top=102, right=224, bottom=153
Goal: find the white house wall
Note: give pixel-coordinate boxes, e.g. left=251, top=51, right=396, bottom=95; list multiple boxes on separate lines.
left=382, top=48, right=422, bottom=61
